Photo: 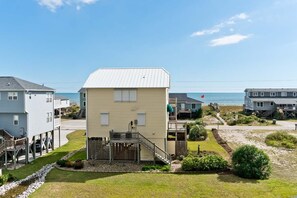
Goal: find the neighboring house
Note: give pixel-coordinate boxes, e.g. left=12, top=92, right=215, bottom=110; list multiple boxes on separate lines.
left=83, top=68, right=177, bottom=164
left=0, top=76, right=55, bottom=167
left=54, top=95, right=71, bottom=128
left=78, top=88, right=86, bottom=118
left=169, top=93, right=203, bottom=119
left=244, top=88, right=297, bottom=118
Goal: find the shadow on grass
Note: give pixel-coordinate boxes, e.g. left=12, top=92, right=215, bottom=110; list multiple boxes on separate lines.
left=217, top=173, right=259, bottom=184
left=45, top=168, right=127, bottom=183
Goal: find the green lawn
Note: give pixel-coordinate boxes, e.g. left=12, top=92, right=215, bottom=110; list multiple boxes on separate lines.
left=31, top=169, right=297, bottom=198
left=187, top=131, right=229, bottom=160
left=68, top=149, right=87, bottom=161
left=4, top=130, right=86, bottom=179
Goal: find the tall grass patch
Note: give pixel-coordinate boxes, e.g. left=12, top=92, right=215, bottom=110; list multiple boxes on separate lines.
left=265, top=131, right=297, bottom=149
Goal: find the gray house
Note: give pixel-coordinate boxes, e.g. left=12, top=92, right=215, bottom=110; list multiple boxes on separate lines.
left=169, top=93, right=203, bottom=119
left=78, top=88, right=86, bottom=118
left=0, top=77, right=55, bottom=166
left=244, top=88, right=297, bottom=118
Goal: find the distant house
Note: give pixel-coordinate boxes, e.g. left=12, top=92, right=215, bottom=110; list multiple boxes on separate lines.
left=244, top=88, right=297, bottom=118
left=78, top=88, right=86, bottom=118
left=0, top=76, right=55, bottom=166
left=169, top=93, right=203, bottom=119
left=83, top=68, right=180, bottom=164
left=54, top=95, right=71, bottom=127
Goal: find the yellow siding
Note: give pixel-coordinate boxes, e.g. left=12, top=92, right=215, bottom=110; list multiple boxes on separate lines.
left=86, top=88, right=168, bottom=160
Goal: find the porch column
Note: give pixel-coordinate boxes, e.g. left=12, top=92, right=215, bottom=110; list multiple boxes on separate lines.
left=40, top=133, right=43, bottom=156
left=59, top=126, right=61, bottom=147
left=33, top=136, right=36, bottom=159
left=25, top=137, right=29, bottom=164
left=51, top=130, right=55, bottom=150
left=46, top=132, right=49, bottom=153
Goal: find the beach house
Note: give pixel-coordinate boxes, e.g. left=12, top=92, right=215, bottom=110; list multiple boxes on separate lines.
left=169, top=93, right=203, bottom=119
left=83, top=68, right=175, bottom=163
left=244, top=88, right=297, bottom=118
left=0, top=76, right=55, bottom=167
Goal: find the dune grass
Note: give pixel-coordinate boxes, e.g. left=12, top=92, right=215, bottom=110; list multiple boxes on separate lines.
left=4, top=130, right=86, bottom=179
left=187, top=131, right=229, bottom=160
left=265, top=131, right=297, bottom=149
left=31, top=168, right=297, bottom=198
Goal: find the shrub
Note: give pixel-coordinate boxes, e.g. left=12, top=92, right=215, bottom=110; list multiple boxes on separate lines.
left=56, top=159, right=68, bottom=167
left=189, top=125, right=207, bottom=141
left=65, top=160, right=74, bottom=168
left=192, top=109, right=203, bottom=119
left=73, top=160, right=84, bottom=169
left=181, top=155, right=228, bottom=171
left=232, top=145, right=271, bottom=179
left=0, top=173, right=16, bottom=186
left=142, top=165, right=170, bottom=172
left=265, top=131, right=297, bottom=149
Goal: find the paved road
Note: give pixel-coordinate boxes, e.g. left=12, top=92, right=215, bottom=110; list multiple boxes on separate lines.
left=53, top=119, right=86, bottom=149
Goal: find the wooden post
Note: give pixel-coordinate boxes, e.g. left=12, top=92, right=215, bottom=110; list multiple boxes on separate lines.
left=137, top=143, right=140, bottom=164
left=5, top=149, right=7, bottom=170
left=109, top=143, right=112, bottom=164
left=40, top=133, right=43, bottom=156
left=46, top=132, right=49, bottom=153
left=25, top=138, right=29, bottom=164
left=13, top=149, right=16, bottom=170
left=59, top=126, right=61, bottom=147
left=51, top=130, right=55, bottom=150
left=33, top=136, right=36, bottom=160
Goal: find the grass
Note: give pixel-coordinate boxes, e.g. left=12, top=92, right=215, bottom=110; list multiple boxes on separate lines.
left=4, top=130, right=86, bottom=179
left=265, top=131, right=297, bottom=149
left=187, top=131, right=229, bottom=160
left=68, top=149, right=87, bottom=161
left=31, top=169, right=297, bottom=198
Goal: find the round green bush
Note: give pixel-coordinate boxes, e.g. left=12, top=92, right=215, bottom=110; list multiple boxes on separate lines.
left=189, top=125, right=207, bottom=141
left=232, top=145, right=271, bottom=179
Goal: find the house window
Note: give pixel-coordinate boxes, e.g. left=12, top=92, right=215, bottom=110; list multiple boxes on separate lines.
left=192, top=104, right=196, bottom=109
left=270, top=92, right=277, bottom=97
left=281, top=92, right=287, bottom=97
left=252, top=92, right=258, bottom=97
left=83, top=101, right=86, bottom=107
left=100, top=113, right=109, bottom=126
left=271, top=102, right=274, bottom=106
left=260, top=92, right=264, bottom=97
left=114, top=89, right=137, bottom=102
left=8, top=92, right=18, bottom=100
left=46, top=112, right=52, bottom=123
left=46, top=92, right=52, bottom=102
left=137, top=113, right=146, bottom=126
left=13, top=115, right=19, bottom=125
left=83, top=93, right=86, bottom=98
left=257, top=102, right=264, bottom=107
left=293, top=92, right=297, bottom=97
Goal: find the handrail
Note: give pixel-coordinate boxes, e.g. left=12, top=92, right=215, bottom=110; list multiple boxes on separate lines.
left=137, top=133, right=171, bottom=164
left=109, top=131, right=171, bottom=164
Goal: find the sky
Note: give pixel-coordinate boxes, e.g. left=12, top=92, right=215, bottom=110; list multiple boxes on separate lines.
left=1, top=0, right=297, bottom=93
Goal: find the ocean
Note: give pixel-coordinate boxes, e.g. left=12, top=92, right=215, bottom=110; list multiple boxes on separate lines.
left=56, top=92, right=244, bottom=106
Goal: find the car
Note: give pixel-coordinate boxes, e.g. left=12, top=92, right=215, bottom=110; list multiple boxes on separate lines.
left=30, top=137, right=52, bottom=152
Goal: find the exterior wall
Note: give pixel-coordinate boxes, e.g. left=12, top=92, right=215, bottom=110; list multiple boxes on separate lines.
left=0, top=113, right=27, bottom=137
left=80, top=92, right=86, bottom=110
left=87, top=88, right=168, bottom=160
left=54, top=99, right=70, bottom=109
left=0, top=91, right=25, bottom=113
left=253, top=101, right=276, bottom=111
left=177, top=102, right=201, bottom=112
left=25, top=91, right=54, bottom=139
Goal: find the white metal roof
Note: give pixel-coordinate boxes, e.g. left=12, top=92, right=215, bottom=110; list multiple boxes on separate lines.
left=251, top=98, right=297, bottom=104
left=83, top=68, right=170, bottom=88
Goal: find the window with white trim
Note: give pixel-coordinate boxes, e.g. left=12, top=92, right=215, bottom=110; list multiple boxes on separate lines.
left=137, top=113, right=146, bottom=126
left=46, top=112, right=52, bottom=123
left=270, top=92, right=277, bottom=97
left=13, top=115, right=19, bottom=125
left=257, top=102, right=264, bottom=107
left=252, top=92, right=258, bottom=96
left=83, top=101, right=86, bottom=107
left=114, top=89, right=137, bottom=102
left=293, top=92, right=297, bottom=97
left=260, top=92, right=264, bottom=97
left=46, top=92, right=52, bottom=102
left=100, top=113, right=109, bottom=126
left=8, top=92, right=18, bottom=100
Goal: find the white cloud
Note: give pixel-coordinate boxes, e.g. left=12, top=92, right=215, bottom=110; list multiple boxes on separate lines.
left=191, top=12, right=249, bottom=37
left=209, top=34, right=251, bottom=47
left=38, top=0, right=97, bottom=12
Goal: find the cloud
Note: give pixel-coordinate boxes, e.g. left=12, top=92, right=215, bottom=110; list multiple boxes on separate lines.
left=209, top=34, right=251, bottom=47
left=37, top=0, right=97, bottom=12
left=191, top=12, right=249, bottom=37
